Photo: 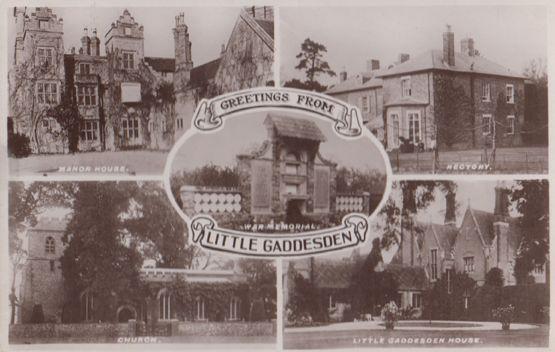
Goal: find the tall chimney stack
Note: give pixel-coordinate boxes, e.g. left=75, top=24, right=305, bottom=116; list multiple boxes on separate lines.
left=461, top=37, right=475, bottom=57
left=81, top=27, right=91, bottom=55
left=444, top=192, right=456, bottom=225
left=339, top=69, right=347, bottom=82
left=90, top=28, right=100, bottom=56
left=398, top=53, right=410, bottom=64
left=367, top=59, right=380, bottom=72
left=443, top=25, right=455, bottom=66
left=494, top=184, right=510, bottom=220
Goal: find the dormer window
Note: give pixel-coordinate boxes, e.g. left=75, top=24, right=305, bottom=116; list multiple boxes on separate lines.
left=401, top=76, right=411, bottom=97
left=122, top=51, right=135, bottom=70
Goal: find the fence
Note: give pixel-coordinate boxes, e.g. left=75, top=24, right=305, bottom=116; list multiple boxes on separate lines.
left=180, top=186, right=242, bottom=216
left=389, top=147, right=548, bottom=174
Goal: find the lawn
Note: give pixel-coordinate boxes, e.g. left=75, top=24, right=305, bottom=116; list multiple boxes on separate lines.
left=9, top=150, right=170, bottom=177
left=284, top=323, right=549, bottom=349
left=389, top=146, right=548, bottom=174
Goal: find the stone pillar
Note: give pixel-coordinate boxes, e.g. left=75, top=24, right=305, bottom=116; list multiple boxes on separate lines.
left=180, top=185, right=197, bottom=215
left=362, top=192, right=371, bottom=214
left=170, top=319, right=179, bottom=336
left=128, top=319, right=137, bottom=337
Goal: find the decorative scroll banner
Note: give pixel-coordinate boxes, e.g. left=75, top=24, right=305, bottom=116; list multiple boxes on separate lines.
left=193, top=87, right=363, bottom=137
left=189, top=214, right=369, bottom=257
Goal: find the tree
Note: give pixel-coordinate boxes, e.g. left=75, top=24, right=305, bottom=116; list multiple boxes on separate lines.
left=283, top=78, right=328, bottom=93
left=123, top=182, right=196, bottom=269
left=335, top=167, right=386, bottom=194
left=60, top=182, right=145, bottom=322
left=522, top=58, right=548, bottom=145
left=379, top=181, right=456, bottom=250
left=424, top=271, right=475, bottom=320
left=286, top=272, right=328, bottom=323
left=284, top=38, right=336, bottom=92
left=48, top=93, right=81, bottom=153
left=239, top=259, right=277, bottom=320
left=350, top=238, right=398, bottom=316
left=511, top=180, right=549, bottom=284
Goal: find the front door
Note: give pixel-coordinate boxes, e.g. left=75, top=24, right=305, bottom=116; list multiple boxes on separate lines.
left=285, top=199, right=306, bottom=224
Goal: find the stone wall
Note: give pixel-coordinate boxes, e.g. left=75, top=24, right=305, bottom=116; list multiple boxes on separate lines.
left=9, top=322, right=128, bottom=340
left=177, top=321, right=276, bottom=336
left=214, top=10, right=274, bottom=93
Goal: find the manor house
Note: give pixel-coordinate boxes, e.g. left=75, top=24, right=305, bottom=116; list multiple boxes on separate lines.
left=8, top=7, right=274, bottom=153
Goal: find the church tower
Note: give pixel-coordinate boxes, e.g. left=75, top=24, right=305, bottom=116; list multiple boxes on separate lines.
left=173, top=13, right=193, bottom=91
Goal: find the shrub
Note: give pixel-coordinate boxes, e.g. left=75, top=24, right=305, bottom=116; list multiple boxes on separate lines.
left=250, top=299, right=267, bottom=322
left=8, top=132, right=31, bottom=158
left=381, top=301, right=400, bottom=329
left=30, top=304, right=45, bottom=324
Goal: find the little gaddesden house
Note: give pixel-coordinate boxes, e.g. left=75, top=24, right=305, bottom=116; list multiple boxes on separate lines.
left=8, top=7, right=274, bottom=154
left=18, top=217, right=251, bottom=324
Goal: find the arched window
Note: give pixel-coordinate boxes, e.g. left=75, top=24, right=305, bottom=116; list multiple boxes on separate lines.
left=45, top=236, right=55, bottom=254
left=285, top=152, right=301, bottom=175
left=195, top=297, right=206, bottom=321
left=229, top=297, right=240, bottom=321
left=81, top=291, right=94, bottom=321
left=158, top=290, right=171, bottom=320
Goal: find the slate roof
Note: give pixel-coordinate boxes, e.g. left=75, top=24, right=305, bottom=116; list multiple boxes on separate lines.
left=265, top=115, right=327, bottom=142
left=469, top=208, right=522, bottom=247
left=189, top=58, right=221, bottom=88
left=326, top=71, right=384, bottom=95
left=30, top=217, right=68, bottom=232
left=384, top=96, right=429, bottom=107
left=377, top=50, right=524, bottom=79
left=430, top=223, right=458, bottom=253
left=385, top=264, right=429, bottom=291
left=255, top=19, right=274, bottom=39
left=144, top=57, right=175, bottom=73
left=313, top=260, right=356, bottom=289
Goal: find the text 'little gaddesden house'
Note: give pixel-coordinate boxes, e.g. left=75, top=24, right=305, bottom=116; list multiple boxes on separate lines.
left=180, top=115, right=379, bottom=229
left=8, top=7, right=274, bottom=154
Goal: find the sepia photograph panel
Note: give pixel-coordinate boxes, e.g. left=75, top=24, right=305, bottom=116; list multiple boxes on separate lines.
left=169, top=110, right=388, bottom=234
left=7, top=6, right=274, bottom=176
left=8, top=181, right=276, bottom=345
left=283, top=180, right=549, bottom=348
left=280, top=6, right=548, bottom=174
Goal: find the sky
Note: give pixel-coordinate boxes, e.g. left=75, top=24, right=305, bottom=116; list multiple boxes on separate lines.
left=7, top=6, right=241, bottom=66
left=280, top=6, right=547, bottom=86
left=171, top=110, right=387, bottom=174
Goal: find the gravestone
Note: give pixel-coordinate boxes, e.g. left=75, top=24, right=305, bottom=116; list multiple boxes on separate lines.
left=251, top=159, right=272, bottom=213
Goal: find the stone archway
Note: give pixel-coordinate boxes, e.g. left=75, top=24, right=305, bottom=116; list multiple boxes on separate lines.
left=117, top=305, right=137, bottom=323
